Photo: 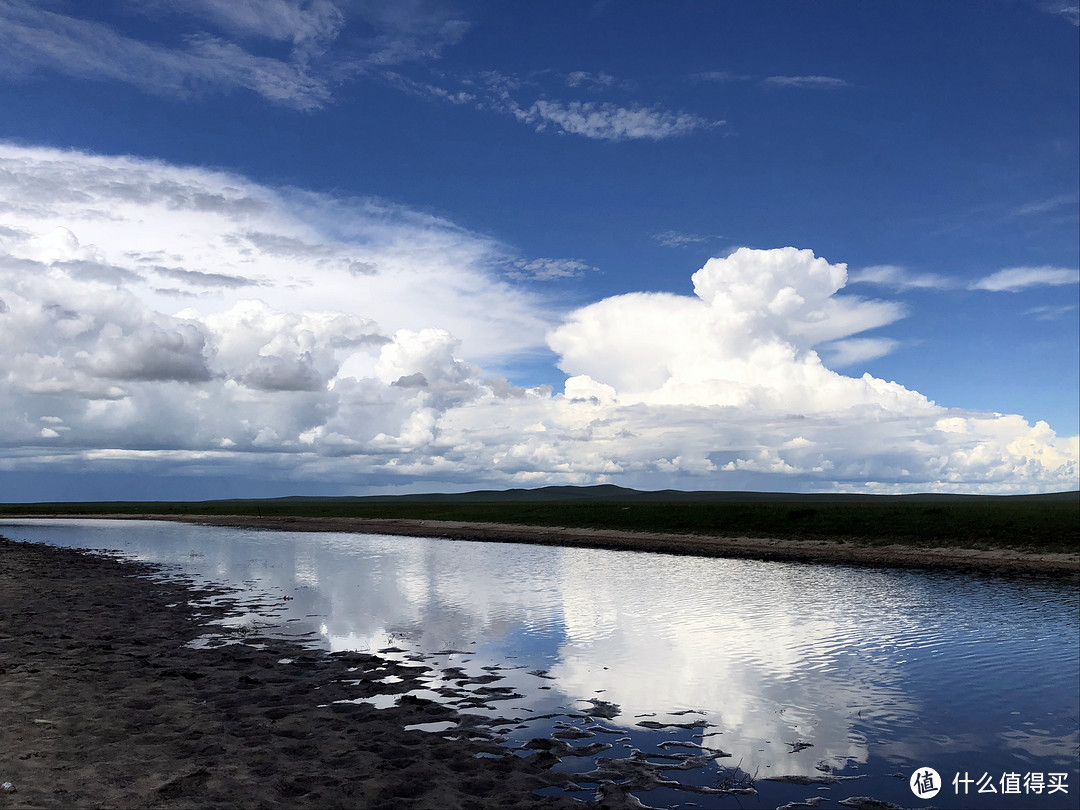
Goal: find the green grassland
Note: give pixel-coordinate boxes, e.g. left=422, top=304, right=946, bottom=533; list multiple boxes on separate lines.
left=2, top=487, right=1077, bottom=554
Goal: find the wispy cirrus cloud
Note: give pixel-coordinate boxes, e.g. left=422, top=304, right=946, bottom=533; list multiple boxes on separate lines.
left=0, top=3, right=327, bottom=110
left=1009, top=194, right=1078, bottom=218
left=652, top=230, right=725, bottom=248
left=564, top=71, right=616, bottom=90
left=849, top=265, right=954, bottom=291
left=763, top=74, right=849, bottom=89
left=0, top=1, right=719, bottom=141
left=1025, top=304, right=1077, bottom=320
left=690, top=71, right=750, bottom=83
left=513, top=99, right=716, bottom=141
left=506, top=257, right=598, bottom=282
left=151, top=0, right=347, bottom=59
left=692, top=69, right=849, bottom=90
left=1032, top=0, right=1080, bottom=25
left=478, top=70, right=721, bottom=141
left=852, top=263, right=1080, bottom=293
left=0, top=0, right=468, bottom=110
left=971, top=266, right=1080, bottom=292
left=383, top=71, right=477, bottom=105
left=396, top=69, right=721, bottom=142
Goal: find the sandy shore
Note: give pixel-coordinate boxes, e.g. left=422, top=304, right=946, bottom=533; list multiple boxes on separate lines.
left=49, top=513, right=1080, bottom=576
left=0, top=537, right=587, bottom=809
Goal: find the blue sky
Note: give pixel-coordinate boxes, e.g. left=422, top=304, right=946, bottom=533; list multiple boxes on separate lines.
left=0, top=0, right=1077, bottom=500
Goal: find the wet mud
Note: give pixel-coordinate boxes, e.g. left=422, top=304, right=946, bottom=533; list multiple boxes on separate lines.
left=0, top=537, right=586, bottom=808
left=1, top=536, right=806, bottom=809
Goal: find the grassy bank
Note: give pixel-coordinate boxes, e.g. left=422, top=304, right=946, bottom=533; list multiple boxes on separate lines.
left=3, top=490, right=1077, bottom=554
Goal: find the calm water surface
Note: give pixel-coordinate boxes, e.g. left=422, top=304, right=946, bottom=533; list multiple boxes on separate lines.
left=4, top=519, right=1077, bottom=809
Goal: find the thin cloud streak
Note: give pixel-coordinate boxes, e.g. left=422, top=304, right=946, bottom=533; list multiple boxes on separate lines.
left=850, top=265, right=954, bottom=290
left=395, top=69, right=722, bottom=141
left=1025, top=304, right=1077, bottom=320
left=515, top=99, right=717, bottom=141
left=507, top=258, right=598, bottom=282
left=565, top=70, right=616, bottom=89
left=1033, top=0, right=1080, bottom=25
left=690, top=70, right=751, bottom=83
left=852, top=264, right=1080, bottom=293
left=1010, top=194, right=1078, bottom=217
left=652, top=230, right=726, bottom=248
left=970, top=266, right=1080, bottom=292
left=763, top=75, right=849, bottom=89
left=691, top=71, right=849, bottom=90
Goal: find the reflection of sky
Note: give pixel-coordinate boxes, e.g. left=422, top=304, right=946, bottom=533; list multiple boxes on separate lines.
left=5, top=519, right=1078, bottom=805
left=552, top=555, right=884, bottom=773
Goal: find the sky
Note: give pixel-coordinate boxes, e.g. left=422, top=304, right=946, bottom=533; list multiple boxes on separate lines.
left=0, top=0, right=1077, bottom=501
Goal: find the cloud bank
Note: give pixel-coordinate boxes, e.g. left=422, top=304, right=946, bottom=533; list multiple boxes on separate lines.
left=1, top=144, right=1075, bottom=495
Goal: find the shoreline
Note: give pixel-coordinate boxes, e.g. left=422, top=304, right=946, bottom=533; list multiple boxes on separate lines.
left=0, top=536, right=583, bottom=809
left=6, top=512, right=1078, bottom=575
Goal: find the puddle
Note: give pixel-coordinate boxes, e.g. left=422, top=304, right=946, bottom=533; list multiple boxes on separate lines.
left=404, top=721, right=458, bottom=733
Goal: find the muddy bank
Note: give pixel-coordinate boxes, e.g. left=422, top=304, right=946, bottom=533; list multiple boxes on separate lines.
left=45, top=513, right=1080, bottom=575
left=0, top=537, right=587, bottom=809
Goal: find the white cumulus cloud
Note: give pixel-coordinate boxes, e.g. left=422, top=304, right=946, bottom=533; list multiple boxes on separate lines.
left=549, top=248, right=908, bottom=407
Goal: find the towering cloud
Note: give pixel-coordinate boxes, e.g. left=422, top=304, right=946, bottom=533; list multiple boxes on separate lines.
left=550, top=247, right=910, bottom=410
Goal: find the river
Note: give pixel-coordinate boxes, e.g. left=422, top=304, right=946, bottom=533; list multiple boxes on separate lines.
left=3, top=518, right=1077, bottom=809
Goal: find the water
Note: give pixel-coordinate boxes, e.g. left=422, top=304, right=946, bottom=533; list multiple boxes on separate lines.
left=3, top=518, right=1077, bottom=809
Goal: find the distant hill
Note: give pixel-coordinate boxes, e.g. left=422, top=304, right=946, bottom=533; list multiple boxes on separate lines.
left=266, top=484, right=1079, bottom=505
left=4, top=485, right=1076, bottom=554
